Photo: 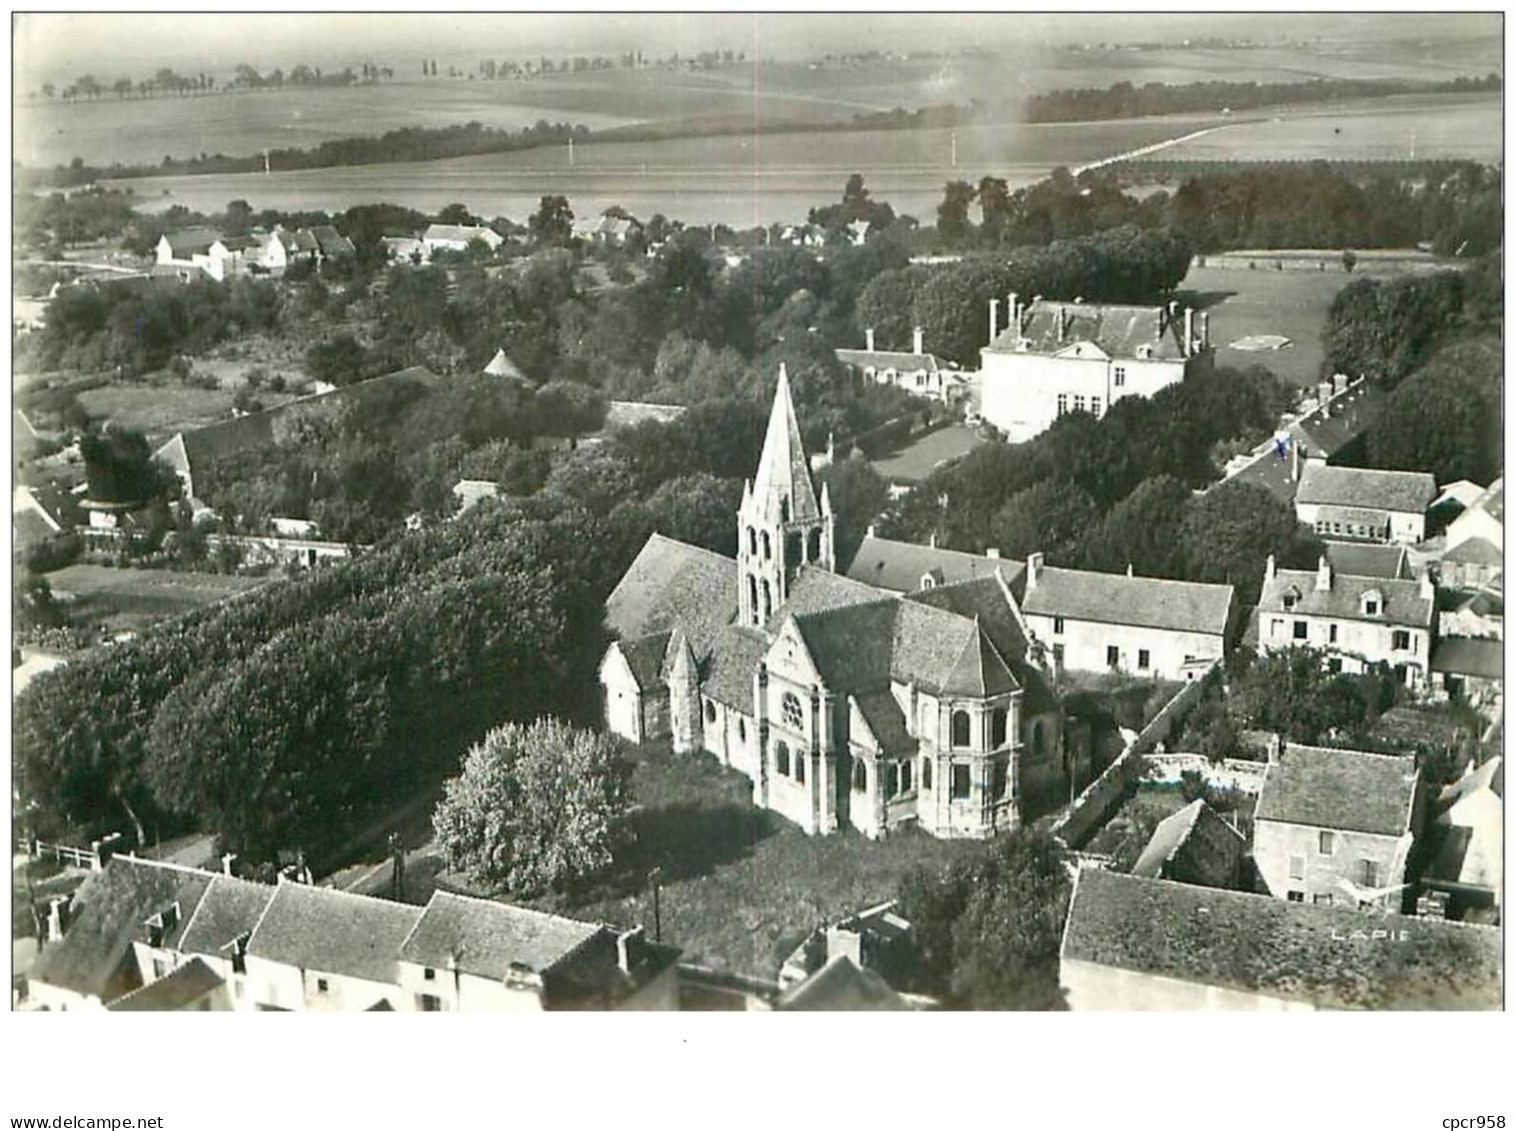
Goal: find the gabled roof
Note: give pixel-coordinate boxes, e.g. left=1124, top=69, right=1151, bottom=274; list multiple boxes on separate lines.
left=987, top=301, right=1187, bottom=362
left=1022, top=565, right=1233, bottom=637
left=1287, top=381, right=1384, bottom=459
left=1438, top=756, right=1503, bottom=809
left=790, top=599, right=900, bottom=694
left=161, top=227, right=221, bottom=255
left=616, top=631, right=672, bottom=693
left=773, top=565, right=887, bottom=621
left=777, top=953, right=909, bottom=1011
left=213, top=234, right=262, bottom=252
left=835, top=348, right=943, bottom=374
left=703, top=625, right=768, bottom=709
left=1259, top=568, right=1433, bottom=628
left=105, top=956, right=224, bottom=1011
left=605, top=534, right=736, bottom=659
left=177, top=875, right=276, bottom=960
left=483, top=348, right=527, bottom=381
left=31, top=857, right=214, bottom=1000
left=1322, top=541, right=1409, bottom=581
left=1462, top=477, right=1504, bottom=525
left=1430, top=636, right=1503, bottom=680
left=1130, top=799, right=1242, bottom=880
left=1061, top=869, right=1501, bottom=1010
left=245, top=883, right=423, bottom=985
left=749, top=366, right=821, bottom=526
left=307, top=225, right=354, bottom=256
left=852, top=688, right=914, bottom=754
left=422, top=223, right=502, bottom=247
left=1296, top=464, right=1436, bottom=514
left=844, top=534, right=1025, bottom=594
left=1255, top=744, right=1417, bottom=837
left=397, top=891, right=601, bottom=980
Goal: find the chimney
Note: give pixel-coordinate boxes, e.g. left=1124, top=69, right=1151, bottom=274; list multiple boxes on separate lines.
left=985, top=547, right=1000, bottom=559
left=913, top=326, right=925, bottom=356
left=616, top=926, right=644, bottom=975
left=1026, top=551, right=1044, bottom=590
left=1291, top=442, right=1302, bottom=483
left=1419, top=570, right=1435, bottom=602
left=1008, top=292, right=1019, bottom=329
left=1332, top=372, right=1348, bottom=397
left=1317, top=380, right=1333, bottom=408
left=865, top=523, right=877, bottom=539
left=1126, top=562, right=1134, bottom=577
left=46, top=897, right=69, bottom=942
left=221, top=853, right=237, bottom=877
left=1199, top=310, right=1210, bottom=349
left=1315, top=556, right=1332, bottom=592
left=988, top=298, right=999, bottom=342
left=928, top=532, right=938, bottom=549
left=1184, top=307, right=1194, bottom=357
left=865, top=327, right=875, bottom=352
left=1265, top=553, right=1277, bottom=583
left=1266, top=733, right=1282, bottom=764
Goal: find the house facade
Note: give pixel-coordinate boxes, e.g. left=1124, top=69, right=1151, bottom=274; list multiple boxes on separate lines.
left=1252, top=743, right=1422, bottom=910
left=422, top=223, right=504, bottom=255
left=1294, top=461, right=1437, bottom=545
left=836, top=327, right=968, bottom=404
left=1256, top=554, right=1436, bottom=687
left=980, top=294, right=1211, bottom=443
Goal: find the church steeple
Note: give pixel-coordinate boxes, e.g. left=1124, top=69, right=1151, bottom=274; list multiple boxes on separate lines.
left=738, top=364, right=836, bottom=628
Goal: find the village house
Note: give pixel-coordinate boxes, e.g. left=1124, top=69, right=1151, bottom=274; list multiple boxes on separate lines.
left=205, top=234, right=261, bottom=280
left=979, top=294, right=1211, bottom=443
left=1252, top=743, right=1423, bottom=910
left=1439, top=589, right=1502, bottom=641
left=1421, top=757, right=1502, bottom=923
left=1436, top=477, right=1503, bottom=590
left=572, top=211, right=643, bottom=246
left=1130, top=798, right=1245, bottom=889
left=600, top=368, right=1071, bottom=841
left=835, top=326, right=969, bottom=404
left=422, top=223, right=504, bottom=256
left=1255, top=553, right=1436, bottom=687
left=380, top=235, right=428, bottom=265
left=154, top=227, right=221, bottom=275
left=1018, top=556, right=1235, bottom=681
left=1294, top=461, right=1437, bottom=545
left=845, top=531, right=1025, bottom=593
left=1059, top=868, right=1501, bottom=1011
left=1428, top=636, right=1503, bottom=707
left=1322, top=540, right=1411, bottom=581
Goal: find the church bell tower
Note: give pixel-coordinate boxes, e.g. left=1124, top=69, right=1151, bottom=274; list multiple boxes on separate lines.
left=737, top=364, right=836, bottom=629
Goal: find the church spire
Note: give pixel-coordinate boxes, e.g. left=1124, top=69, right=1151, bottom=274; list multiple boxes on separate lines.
left=751, top=363, right=821, bottom=527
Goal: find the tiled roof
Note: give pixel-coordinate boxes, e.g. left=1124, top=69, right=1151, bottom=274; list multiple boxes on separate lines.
left=1254, top=743, right=1416, bottom=837
left=1022, top=565, right=1233, bottom=636
left=32, top=857, right=213, bottom=999
left=1430, top=636, right=1503, bottom=680
left=987, top=301, right=1186, bottom=362
left=605, top=534, right=737, bottom=659
left=1297, top=464, right=1436, bottom=514
left=703, top=625, right=767, bottom=709
left=777, top=953, right=909, bottom=1011
left=1061, top=869, right=1501, bottom=1010
left=844, top=534, right=1024, bottom=594
left=792, top=600, right=900, bottom=694
left=308, top=225, right=354, bottom=255
left=1443, top=536, right=1502, bottom=566
left=773, top=565, right=888, bottom=621
left=1130, top=799, right=1241, bottom=880
left=105, top=956, right=223, bottom=1011
left=246, top=883, right=423, bottom=985
left=852, top=688, right=913, bottom=753
left=397, top=891, right=601, bottom=980
left=162, top=227, right=221, bottom=255
left=178, top=875, right=275, bottom=960
left=1322, top=541, right=1409, bottom=580
left=1259, top=568, right=1432, bottom=627
left=835, top=349, right=943, bottom=374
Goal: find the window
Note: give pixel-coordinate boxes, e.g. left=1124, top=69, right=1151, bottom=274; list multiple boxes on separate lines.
left=951, top=710, right=971, bottom=748
left=991, top=759, right=1007, bottom=799
left=922, top=758, right=933, bottom=791
left=1137, top=649, right=1150, bottom=671
left=781, top=691, right=804, bottom=730
left=1270, top=618, right=1283, bottom=638
left=704, top=700, right=717, bottom=724
left=1090, top=397, right=1101, bottom=417
left=1358, top=859, right=1379, bottom=888
left=1114, top=366, right=1126, bottom=387
left=1282, top=592, right=1296, bottom=610
left=1056, top=393, right=1068, bottom=416
left=737, top=718, right=747, bottom=742
left=1319, top=831, right=1335, bottom=856
left=796, top=753, right=806, bottom=784
left=1072, top=394, right=1086, bottom=414
left=316, top=978, right=330, bottom=995
left=776, top=741, right=790, bottom=777
left=1327, top=658, right=1342, bottom=673
left=990, top=707, right=1007, bottom=748
left=1289, top=855, right=1305, bottom=881
left=1052, top=615, right=1065, bottom=635
left=1391, top=630, right=1410, bottom=651
left=780, top=497, right=790, bottom=524
left=1106, top=645, right=1119, bottom=668
left=1287, top=891, right=1305, bottom=903
left=852, top=757, right=867, bottom=792
left=419, top=993, right=442, bottom=1012
left=1329, top=624, right=1338, bottom=643
left=747, top=576, right=759, bottom=626
left=423, top=967, right=437, bottom=982
left=1312, top=893, right=1333, bottom=906
left=901, top=761, right=913, bottom=793
left=1364, top=599, right=1378, bottom=615
left=761, top=580, right=772, bottom=622
left=1292, top=621, right=1308, bottom=640
left=747, top=527, right=757, bottom=557
left=950, top=764, right=971, bottom=800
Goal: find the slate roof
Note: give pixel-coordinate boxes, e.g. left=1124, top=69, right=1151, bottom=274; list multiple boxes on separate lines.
left=1259, top=569, right=1433, bottom=628
left=777, top=954, right=909, bottom=1011
left=605, top=534, right=737, bottom=659
left=161, top=227, right=221, bottom=256
left=1061, top=869, right=1501, bottom=1010
left=791, top=600, right=900, bottom=694
left=844, top=534, right=1025, bottom=593
left=245, top=883, right=423, bottom=985
left=774, top=566, right=889, bottom=620
left=853, top=689, right=914, bottom=753
left=987, top=301, right=1186, bottom=361
left=1297, top=464, right=1436, bottom=515
left=177, top=875, right=275, bottom=960
left=1287, top=381, right=1384, bottom=459
left=1430, top=637, right=1503, bottom=680
left=106, top=957, right=224, bottom=1011
left=1254, top=744, right=1417, bottom=837
left=31, top=858, right=213, bottom=1000
left=749, top=366, right=821, bottom=525
left=1130, top=799, right=1241, bottom=880
left=835, top=348, right=943, bottom=374
left=397, top=891, right=601, bottom=980
left=1022, top=565, right=1234, bottom=637
left=1322, top=541, right=1409, bottom=581
left=703, top=625, right=768, bottom=709
left=213, top=234, right=262, bottom=252
left=308, top=225, right=355, bottom=256
left=1444, top=537, right=1502, bottom=567
left=617, top=631, right=672, bottom=693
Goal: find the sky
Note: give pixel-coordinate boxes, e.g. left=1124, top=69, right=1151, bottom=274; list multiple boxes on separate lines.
left=14, top=11, right=1501, bottom=88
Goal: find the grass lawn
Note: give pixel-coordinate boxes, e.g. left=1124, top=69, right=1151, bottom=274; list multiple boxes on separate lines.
left=46, top=564, right=272, bottom=634
left=75, top=381, right=301, bottom=446
left=871, top=425, right=984, bottom=484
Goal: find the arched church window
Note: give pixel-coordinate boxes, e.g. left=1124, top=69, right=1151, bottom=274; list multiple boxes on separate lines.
left=796, top=753, right=805, bottom=784
left=761, top=580, right=772, bottom=622
left=991, top=707, right=1007, bottom=748
left=748, top=576, right=759, bottom=626
left=748, top=526, right=757, bottom=557
left=776, top=741, right=791, bottom=777
left=762, top=531, right=772, bottom=560
left=807, top=528, right=821, bottom=562
left=781, top=691, right=804, bottom=730
left=921, top=758, right=933, bottom=791
left=704, top=699, right=717, bottom=724
left=951, top=710, right=971, bottom=748
left=781, top=496, right=790, bottom=524
left=852, top=757, right=867, bottom=792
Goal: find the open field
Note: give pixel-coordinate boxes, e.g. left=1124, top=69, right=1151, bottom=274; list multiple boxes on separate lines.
left=46, top=564, right=272, bottom=634
left=76, top=381, right=300, bottom=446
left=872, top=424, right=985, bottom=483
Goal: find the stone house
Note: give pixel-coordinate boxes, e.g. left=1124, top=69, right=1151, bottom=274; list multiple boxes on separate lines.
left=1294, top=461, right=1437, bottom=545
left=1422, top=757, right=1502, bottom=921
left=836, top=326, right=968, bottom=404
left=1129, top=798, right=1245, bottom=889
left=1255, top=554, right=1436, bottom=688
left=1437, top=478, right=1503, bottom=589
left=422, top=223, right=504, bottom=256
left=1428, top=636, right=1503, bottom=707
left=155, top=227, right=221, bottom=274
left=980, top=294, right=1211, bottom=443
left=1252, top=743, right=1423, bottom=910
left=1059, top=868, right=1501, bottom=1011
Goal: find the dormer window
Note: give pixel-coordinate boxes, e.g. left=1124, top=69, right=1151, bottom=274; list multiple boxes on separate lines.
left=1361, top=589, right=1382, bottom=616
left=1282, top=586, right=1300, bottom=611
left=920, top=573, right=936, bottom=590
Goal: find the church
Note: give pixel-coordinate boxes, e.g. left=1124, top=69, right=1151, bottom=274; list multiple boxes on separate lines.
left=599, top=367, right=1072, bottom=840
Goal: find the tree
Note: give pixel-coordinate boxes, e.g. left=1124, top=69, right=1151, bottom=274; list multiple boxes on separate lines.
left=854, top=267, right=919, bottom=352
left=528, top=194, right=574, bottom=246
left=1178, top=482, right=1321, bottom=605
left=1364, top=337, right=1502, bottom=486
left=936, top=180, right=977, bottom=246
left=304, top=333, right=367, bottom=386
left=437, top=202, right=476, bottom=226
left=1078, top=474, right=1191, bottom=577
left=1230, top=647, right=1379, bottom=747
left=80, top=426, right=177, bottom=507
left=432, top=718, right=633, bottom=895
left=816, top=457, right=890, bottom=567
left=978, top=176, right=1011, bottom=244
left=989, top=478, right=1098, bottom=563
